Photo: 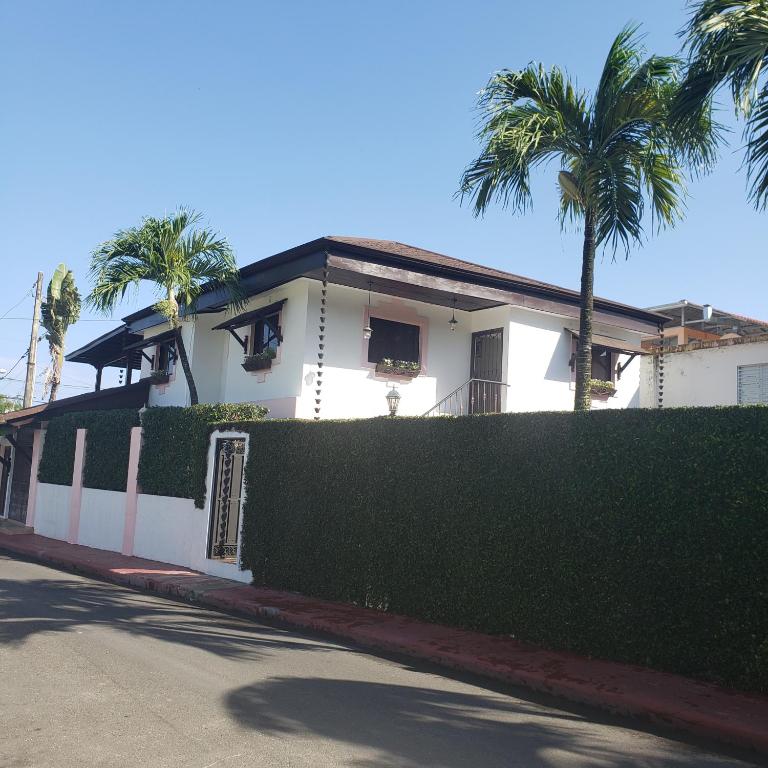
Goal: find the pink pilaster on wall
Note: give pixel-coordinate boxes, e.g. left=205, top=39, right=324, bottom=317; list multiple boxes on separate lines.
left=67, top=428, right=86, bottom=544
left=25, top=429, right=43, bottom=528
left=121, top=426, right=142, bottom=556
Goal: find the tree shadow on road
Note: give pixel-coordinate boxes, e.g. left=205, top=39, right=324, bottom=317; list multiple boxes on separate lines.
left=225, top=677, right=753, bottom=768
left=0, top=575, right=338, bottom=662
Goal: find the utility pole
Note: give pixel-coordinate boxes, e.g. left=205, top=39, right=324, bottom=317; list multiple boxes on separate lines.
left=23, top=272, right=44, bottom=409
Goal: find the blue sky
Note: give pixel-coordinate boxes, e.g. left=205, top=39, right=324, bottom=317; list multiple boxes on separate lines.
left=0, top=0, right=763, bottom=400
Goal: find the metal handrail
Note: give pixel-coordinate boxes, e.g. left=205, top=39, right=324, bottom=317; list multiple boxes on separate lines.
left=422, top=378, right=509, bottom=417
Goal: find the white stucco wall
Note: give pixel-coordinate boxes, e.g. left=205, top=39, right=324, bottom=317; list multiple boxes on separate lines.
left=505, top=308, right=642, bottom=412
left=296, top=282, right=477, bottom=419
left=133, top=495, right=251, bottom=583
left=132, top=429, right=252, bottom=582
left=135, top=277, right=647, bottom=418
left=78, top=487, right=125, bottom=552
left=144, top=322, right=194, bottom=407
left=217, top=281, right=309, bottom=416
left=34, top=483, right=70, bottom=541
left=640, top=339, right=768, bottom=407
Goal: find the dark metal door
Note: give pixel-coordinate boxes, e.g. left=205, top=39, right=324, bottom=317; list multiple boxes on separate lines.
left=7, top=430, right=33, bottom=522
left=470, top=328, right=504, bottom=414
left=207, top=438, right=246, bottom=561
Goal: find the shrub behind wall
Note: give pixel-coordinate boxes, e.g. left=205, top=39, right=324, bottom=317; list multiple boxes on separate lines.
left=138, top=403, right=267, bottom=507
left=238, top=408, right=768, bottom=692
left=37, top=409, right=140, bottom=491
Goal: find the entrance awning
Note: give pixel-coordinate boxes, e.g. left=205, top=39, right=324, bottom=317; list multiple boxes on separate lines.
left=566, top=329, right=649, bottom=355
left=211, top=299, right=286, bottom=333
left=123, top=329, right=178, bottom=351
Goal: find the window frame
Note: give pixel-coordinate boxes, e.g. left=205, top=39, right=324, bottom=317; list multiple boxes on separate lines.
left=246, top=311, right=282, bottom=356
left=362, top=299, right=429, bottom=377
left=366, top=316, right=421, bottom=365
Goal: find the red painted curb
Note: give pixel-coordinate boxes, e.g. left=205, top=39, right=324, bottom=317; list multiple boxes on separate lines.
left=3, top=532, right=767, bottom=757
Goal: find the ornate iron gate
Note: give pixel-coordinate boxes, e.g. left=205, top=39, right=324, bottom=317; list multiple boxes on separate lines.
left=207, top=438, right=246, bottom=561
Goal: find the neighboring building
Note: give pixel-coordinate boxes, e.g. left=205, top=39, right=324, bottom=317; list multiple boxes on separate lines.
left=640, top=300, right=768, bottom=407
left=63, top=236, right=662, bottom=420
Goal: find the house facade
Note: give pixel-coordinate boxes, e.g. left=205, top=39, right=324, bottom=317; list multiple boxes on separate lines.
left=67, top=236, right=663, bottom=418
left=640, top=300, right=768, bottom=408
left=0, top=236, right=665, bottom=581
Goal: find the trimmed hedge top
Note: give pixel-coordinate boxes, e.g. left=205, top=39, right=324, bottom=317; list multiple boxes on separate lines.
left=238, top=407, right=768, bottom=693
left=37, top=409, right=140, bottom=491
left=137, top=403, right=267, bottom=507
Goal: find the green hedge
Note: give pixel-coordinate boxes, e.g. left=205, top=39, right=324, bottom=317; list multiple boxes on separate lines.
left=37, top=413, right=81, bottom=485
left=138, top=403, right=267, bottom=507
left=239, top=407, right=768, bottom=692
left=37, top=409, right=140, bottom=491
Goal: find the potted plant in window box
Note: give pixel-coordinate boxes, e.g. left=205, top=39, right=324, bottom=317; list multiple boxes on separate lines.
left=589, top=378, right=616, bottom=397
left=375, top=358, right=421, bottom=377
left=149, top=369, right=170, bottom=385
left=242, top=347, right=276, bottom=372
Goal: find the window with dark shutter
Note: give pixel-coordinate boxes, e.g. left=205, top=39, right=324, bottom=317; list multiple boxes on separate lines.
left=248, top=313, right=281, bottom=355
left=367, top=318, right=420, bottom=364
left=591, top=346, right=613, bottom=381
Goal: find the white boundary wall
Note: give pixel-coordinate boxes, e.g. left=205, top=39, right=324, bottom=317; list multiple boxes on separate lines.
left=30, top=428, right=252, bottom=584
left=78, top=488, right=125, bottom=553
left=34, top=483, right=70, bottom=541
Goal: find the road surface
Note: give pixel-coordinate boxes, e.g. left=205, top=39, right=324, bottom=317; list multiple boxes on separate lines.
left=0, top=554, right=758, bottom=768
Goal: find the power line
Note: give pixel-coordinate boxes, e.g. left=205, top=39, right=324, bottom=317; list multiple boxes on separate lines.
left=0, top=376, right=89, bottom=390
left=0, top=317, right=117, bottom=322
left=0, top=350, right=29, bottom=382
left=0, top=283, right=35, bottom=322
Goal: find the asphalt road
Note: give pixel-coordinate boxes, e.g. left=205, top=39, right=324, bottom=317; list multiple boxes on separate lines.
left=0, top=554, right=760, bottom=768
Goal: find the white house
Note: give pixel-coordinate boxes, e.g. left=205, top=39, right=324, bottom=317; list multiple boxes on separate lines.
left=0, top=236, right=666, bottom=581
left=640, top=299, right=768, bottom=408
left=66, top=236, right=663, bottom=418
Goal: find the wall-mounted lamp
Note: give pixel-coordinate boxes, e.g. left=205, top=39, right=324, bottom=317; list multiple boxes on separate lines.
left=449, top=297, right=458, bottom=332
left=363, top=281, right=373, bottom=340
left=386, top=385, right=401, bottom=417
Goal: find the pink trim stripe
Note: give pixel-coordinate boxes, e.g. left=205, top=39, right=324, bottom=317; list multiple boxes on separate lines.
left=25, top=429, right=43, bottom=527
left=67, top=428, right=86, bottom=544
left=121, top=426, right=142, bottom=556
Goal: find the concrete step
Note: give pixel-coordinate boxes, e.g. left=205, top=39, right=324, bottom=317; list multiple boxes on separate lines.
left=0, top=518, right=33, bottom=535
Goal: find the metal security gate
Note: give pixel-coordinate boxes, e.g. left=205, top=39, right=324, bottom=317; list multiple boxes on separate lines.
left=207, top=438, right=246, bottom=561
left=469, top=328, right=504, bottom=414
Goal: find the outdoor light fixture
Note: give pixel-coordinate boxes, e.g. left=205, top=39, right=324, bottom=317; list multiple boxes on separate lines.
left=386, top=385, right=401, bottom=417
left=449, top=296, right=458, bottom=332
left=363, top=281, right=373, bottom=340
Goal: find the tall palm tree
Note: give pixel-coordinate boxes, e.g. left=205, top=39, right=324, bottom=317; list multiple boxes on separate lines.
left=87, top=209, right=241, bottom=405
left=460, top=26, right=717, bottom=411
left=41, top=264, right=81, bottom=402
left=675, top=0, right=768, bottom=207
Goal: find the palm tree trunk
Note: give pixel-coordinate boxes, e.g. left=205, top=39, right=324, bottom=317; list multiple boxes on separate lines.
left=174, top=327, right=199, bottom=406
left=49, top=345, right=62, bottom=402
left=574, top=209, right=596, bottom=412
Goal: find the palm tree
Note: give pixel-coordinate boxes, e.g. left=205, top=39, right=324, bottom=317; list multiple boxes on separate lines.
left=675, top=0, right=768, bottom=207
left=460, top=26, right=717, bottom=410
left=41, top=264, right=81, bottom=402
left=87, top=209, right=241, bottom=405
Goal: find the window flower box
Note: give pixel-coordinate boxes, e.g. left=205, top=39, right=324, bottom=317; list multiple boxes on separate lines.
left=375, top=359, right=421, bottom=378
left=149, top=370, right=170, bottom=385
left=242, top=349, right=276, bottom=372
left=589, top=378, right=616, bottom=397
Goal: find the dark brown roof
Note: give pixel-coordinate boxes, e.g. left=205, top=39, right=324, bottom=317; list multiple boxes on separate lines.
left=326, top=236, right=563, bottom=292
left=0, top=380, right=151, bottom=428
left=120, top=235, right=668, bottom=328
left=324, top=236, right=664, bottom=320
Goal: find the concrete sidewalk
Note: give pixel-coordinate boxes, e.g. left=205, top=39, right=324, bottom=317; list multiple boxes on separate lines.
left=1, top=531, right=767, bottom=758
